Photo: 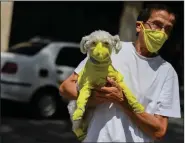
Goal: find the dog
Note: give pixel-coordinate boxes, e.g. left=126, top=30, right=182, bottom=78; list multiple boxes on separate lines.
left=67, top=30, right=145, bottom=141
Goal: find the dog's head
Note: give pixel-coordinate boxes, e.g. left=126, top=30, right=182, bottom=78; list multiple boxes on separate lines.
left=80, top=30, right=122, bottom=63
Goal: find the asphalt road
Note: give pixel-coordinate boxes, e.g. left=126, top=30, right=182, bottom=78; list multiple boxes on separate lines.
left=0, top=100, right=184, bottom=143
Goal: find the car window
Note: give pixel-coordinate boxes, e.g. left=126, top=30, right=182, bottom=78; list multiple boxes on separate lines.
left=9, top=42, right=47, bottom=56
left=55, top=47, right=86, bottom=67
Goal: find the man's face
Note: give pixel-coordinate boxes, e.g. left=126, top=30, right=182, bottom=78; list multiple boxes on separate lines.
left=136, top=10, right=175, bottom=50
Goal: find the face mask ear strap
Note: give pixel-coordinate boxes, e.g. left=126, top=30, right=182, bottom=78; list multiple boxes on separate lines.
left=137, top=21, right=145, bottom=30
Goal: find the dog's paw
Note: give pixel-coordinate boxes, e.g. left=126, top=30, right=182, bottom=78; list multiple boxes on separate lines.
left=132, top=103, right=145, bottom=113
left=72, top=108, right=84, bottom=120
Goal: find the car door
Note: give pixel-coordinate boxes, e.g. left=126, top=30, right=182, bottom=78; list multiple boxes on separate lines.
left=55, top=46, right=86, bottom=86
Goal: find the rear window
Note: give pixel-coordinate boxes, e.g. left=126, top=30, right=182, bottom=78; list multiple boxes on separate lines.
left=55, top=47, right=86, bottom=67
left=9, top=42, right=47, bottom=56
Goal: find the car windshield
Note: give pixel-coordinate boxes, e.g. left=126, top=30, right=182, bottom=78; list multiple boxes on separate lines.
left=9, top=42, right=48, bottom=56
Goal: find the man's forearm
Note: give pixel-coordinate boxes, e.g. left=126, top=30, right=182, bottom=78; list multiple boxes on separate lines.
left=59, top=81, right=78, bottom=100
left=120, top=101, right=168, bottom=140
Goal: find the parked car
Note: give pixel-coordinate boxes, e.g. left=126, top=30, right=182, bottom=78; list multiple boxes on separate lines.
left=1, top=38, right=86, bottom=118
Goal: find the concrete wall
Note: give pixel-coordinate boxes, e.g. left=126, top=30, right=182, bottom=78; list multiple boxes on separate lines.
left=119, top=2, right=143, bottom=42
left=1, top=2, right=14, bottom=52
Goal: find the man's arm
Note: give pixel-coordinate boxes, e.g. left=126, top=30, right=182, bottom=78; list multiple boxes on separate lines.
left=59, top=57, right=88, bottom=100
left=59, top=72, right=105, bottom=106
left=98, top=77, right=168, bottom=140
left=122, top=69, right=181, bottom=140
left=120, top=101, right=168, bottom=140
left=59, top=72, right=78, bottom=100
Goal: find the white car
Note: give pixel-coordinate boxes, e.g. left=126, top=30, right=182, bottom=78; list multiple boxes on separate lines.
left=1, top=39, right=86, bottom=118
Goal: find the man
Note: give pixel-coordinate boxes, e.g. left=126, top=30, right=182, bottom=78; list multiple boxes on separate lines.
left=59, top=4, right=181, bottom=142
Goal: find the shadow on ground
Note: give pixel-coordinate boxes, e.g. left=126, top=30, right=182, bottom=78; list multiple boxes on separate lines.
left=1, top=100, right=80, bottom=143
left=1, top=99, right=70, bottom=120
left=1, top=118, right=80, bottom=143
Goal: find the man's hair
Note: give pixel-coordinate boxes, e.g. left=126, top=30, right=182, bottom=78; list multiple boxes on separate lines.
left=137, top=4, right=176, bottom=23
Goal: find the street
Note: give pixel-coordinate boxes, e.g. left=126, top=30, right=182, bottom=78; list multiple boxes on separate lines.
left=0, top=100, right=80, bottom=143
left=0, top=100, right=184, bottom=143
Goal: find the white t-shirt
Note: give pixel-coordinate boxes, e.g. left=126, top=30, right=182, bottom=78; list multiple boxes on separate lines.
left=74, top=42, right=181, bottom=142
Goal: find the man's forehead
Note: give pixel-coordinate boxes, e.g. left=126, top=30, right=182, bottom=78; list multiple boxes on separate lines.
left=149, top=10, right=175, bottom=24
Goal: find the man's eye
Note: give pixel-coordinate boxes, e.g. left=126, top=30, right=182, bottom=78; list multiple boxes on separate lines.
left=152, top=21, right=163, bottom=29
left=165, top=27, right=172, bottom=33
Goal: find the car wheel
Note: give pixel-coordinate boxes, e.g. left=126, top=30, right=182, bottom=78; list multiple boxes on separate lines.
left=38, top=94, right=57, bottom=118
left=32, top=92, right=58, bottom=118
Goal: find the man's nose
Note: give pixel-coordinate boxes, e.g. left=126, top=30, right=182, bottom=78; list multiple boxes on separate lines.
left=161, top=27, right=165, bottom=32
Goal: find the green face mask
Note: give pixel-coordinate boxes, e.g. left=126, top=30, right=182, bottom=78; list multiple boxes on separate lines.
left=140, top=22, right=168, bottom=53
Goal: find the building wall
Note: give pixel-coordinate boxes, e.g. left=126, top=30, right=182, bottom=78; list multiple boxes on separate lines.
left=1, top=2, right=14, bottom=52
left=119, top=2, right=143, bottom=42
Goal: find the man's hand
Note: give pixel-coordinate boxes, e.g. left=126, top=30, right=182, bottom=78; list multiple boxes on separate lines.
left=87, top=92, right=109, bottom=108
left=87, top=77, right=125, bottom=107
left=99, top=77, right=124, bottom=103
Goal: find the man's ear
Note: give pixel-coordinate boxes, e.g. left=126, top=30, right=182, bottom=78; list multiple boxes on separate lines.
left=136, top=21, right=142, bottom=33
left=80, top=36, right=89, bottom=54
left=113, top=35, right=122, bottom=54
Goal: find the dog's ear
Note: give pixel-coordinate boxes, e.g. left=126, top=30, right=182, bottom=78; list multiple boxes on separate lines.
left=80, top=36, right=89, bottom=54
left=113, top=35, right=122, bottom=54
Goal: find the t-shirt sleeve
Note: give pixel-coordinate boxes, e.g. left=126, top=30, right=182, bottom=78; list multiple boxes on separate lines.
left=74, top=56, right=88, bottom=74
left=154, top=69, right=181, bottom=118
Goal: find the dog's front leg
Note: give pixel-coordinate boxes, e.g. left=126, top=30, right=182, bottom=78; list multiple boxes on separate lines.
left=119, top=82, right=145, bottom=113
left=73, top=86, right=91, bottom=121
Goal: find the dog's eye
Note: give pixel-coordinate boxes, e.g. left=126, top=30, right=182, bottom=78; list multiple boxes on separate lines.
left=91, top=41, right=96, bottom=46
left=104, top=41, right=109, bottom=46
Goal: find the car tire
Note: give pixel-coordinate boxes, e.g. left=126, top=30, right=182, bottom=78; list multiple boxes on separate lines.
left=31, top=91, right=59, bottom=119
